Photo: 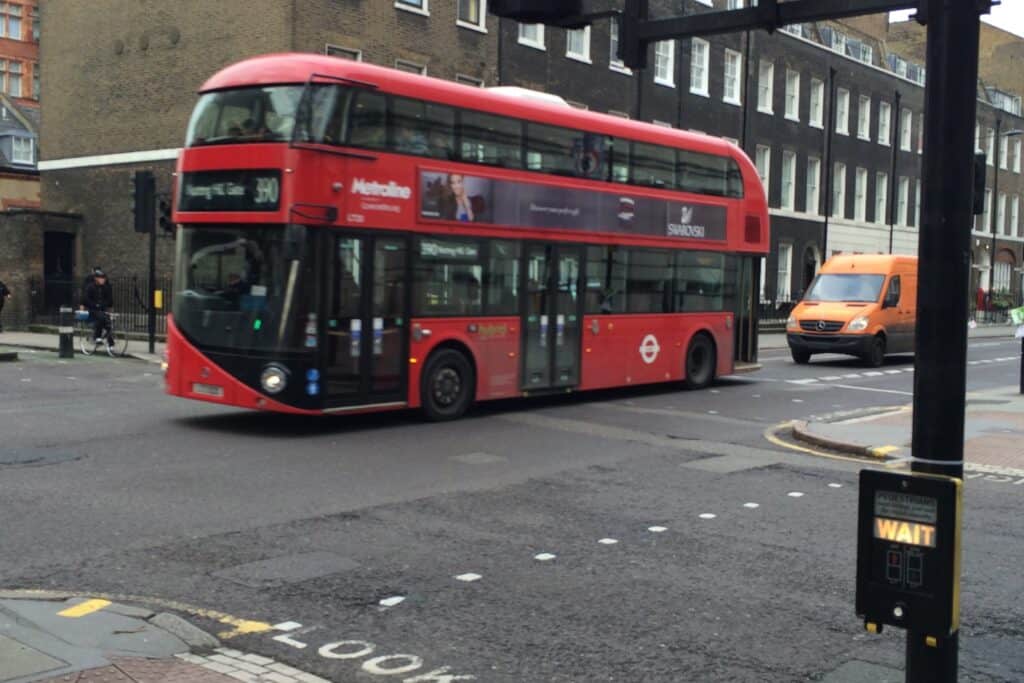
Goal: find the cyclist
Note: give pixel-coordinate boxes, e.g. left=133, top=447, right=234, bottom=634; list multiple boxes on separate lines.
left=81, top=268, right=115, bottom=346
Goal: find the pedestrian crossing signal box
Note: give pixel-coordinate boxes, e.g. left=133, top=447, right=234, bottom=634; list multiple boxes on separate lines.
left=856, top=470, right=961, bottom=638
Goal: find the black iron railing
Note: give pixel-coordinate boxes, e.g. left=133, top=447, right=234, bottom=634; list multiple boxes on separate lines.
left=26, top=275, right=174, bottom=337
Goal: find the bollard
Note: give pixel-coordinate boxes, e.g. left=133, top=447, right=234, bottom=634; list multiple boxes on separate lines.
left=58, top=306, right=74, bottom=358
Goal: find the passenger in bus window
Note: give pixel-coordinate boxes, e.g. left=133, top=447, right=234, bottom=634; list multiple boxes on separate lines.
left=427, top=130, right=454, bottom=159
left=396, top=126, right=429, bottom=155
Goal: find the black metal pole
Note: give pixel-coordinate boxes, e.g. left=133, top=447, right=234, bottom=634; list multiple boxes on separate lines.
left=822, top=66, right=837, bottom=257
left=908, top=0, right=983, bottom=679
left=888, top=90, right=901, bottom=254
left=148, top=207, right=156, bottom=355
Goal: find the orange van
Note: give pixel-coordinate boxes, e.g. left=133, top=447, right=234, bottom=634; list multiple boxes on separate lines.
left=786, top=254, right=918, bottom=367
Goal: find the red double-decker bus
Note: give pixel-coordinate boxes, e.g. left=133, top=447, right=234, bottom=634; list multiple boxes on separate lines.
left=166, top=54, right=769, bottom=419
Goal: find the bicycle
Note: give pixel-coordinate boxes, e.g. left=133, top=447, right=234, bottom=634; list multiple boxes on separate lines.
left=76, top=310, right=129, bottom=357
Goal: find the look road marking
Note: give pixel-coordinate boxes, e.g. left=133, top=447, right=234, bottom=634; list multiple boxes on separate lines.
left=58, top=598, right=111, bottom=618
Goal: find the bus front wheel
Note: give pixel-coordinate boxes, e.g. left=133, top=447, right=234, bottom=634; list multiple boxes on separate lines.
left=683, top=333, right=716, bottom=390
left=421, top=348, right=475, bottom=421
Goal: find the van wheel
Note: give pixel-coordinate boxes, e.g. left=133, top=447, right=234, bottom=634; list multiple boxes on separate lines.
left=791, top=349, right=812, bottom=365
left=421, top=348, right=475, bottom=421
left=683, top=333, right=716, bottom=390
left=864, top=336, right=886, bottom=368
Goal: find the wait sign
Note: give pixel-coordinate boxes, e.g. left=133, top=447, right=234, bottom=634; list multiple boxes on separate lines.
left=856, top=470, right=962, bottom=637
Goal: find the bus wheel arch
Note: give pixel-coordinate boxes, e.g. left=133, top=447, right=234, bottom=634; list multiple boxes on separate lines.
left=683, top=331, right=717, bottom=390
left=420, top=342, right=477, bottom=421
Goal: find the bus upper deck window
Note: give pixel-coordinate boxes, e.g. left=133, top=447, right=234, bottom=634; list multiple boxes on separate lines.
left=347, top=91, right=388, bottom=149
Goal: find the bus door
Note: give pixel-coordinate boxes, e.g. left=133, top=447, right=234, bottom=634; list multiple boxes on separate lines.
left=323, top=235, right=409, bottom=409
left=521, top=243, right=584, bottom=391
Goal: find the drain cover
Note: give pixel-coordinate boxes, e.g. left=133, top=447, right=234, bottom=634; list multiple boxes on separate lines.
left=0, top=448, right=81, bottom=467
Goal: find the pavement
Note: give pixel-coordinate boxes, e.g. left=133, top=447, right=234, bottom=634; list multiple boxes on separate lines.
left=0, top=331, right=164, bottom=365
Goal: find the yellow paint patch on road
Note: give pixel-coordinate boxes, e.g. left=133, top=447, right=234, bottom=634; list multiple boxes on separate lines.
left=869, top=445, right=901, bottom=457
left=58, top=599, right=111, bottom=618
left=217, top=616, right=275, bottom=640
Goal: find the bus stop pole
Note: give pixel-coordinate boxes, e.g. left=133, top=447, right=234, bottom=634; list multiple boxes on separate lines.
left=908, top=1, right=984, bottom=680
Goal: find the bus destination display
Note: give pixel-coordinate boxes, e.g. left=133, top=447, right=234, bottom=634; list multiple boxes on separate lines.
left=179, top=170, right=282, bottom=212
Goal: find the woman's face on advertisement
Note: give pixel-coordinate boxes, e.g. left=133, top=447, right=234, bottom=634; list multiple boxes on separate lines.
left=449, top=174, right=465, bottom=196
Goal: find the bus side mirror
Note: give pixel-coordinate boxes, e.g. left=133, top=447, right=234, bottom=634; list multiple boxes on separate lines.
left=284, top=224, right=307, bottom=261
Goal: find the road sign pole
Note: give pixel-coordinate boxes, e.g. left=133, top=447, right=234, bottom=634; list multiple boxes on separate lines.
left=909, top=0, right=985, bottom=680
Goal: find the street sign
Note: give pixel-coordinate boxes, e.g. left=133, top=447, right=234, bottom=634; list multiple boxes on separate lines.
left=856, top=470, right=962, bottom=637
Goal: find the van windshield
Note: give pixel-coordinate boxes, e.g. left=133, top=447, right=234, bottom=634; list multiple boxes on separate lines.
left=804, top=274, right=885, bottom=303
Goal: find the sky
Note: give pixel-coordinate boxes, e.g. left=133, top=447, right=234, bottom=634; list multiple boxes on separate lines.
left=890, top=3, right=1024, bottom=38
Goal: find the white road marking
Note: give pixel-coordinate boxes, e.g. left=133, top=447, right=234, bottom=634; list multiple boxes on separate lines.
left=379, top=596, right=406, bottom=607
left=828, top=483, right=843, bottom=488
left=863, top=371, right=884, bottom=377
left=598, top=538, right=619, bottom=545
left=319, top=641, right=376, bottom=660
left=20, top=378, right=31, bottom=382
left=901, top=368, right=915, bottom=372
left=742, top=502, right=760, bottom=509
left=708, top=410, right=719, bottom=414
left=788, top=378, right=819, bottom=385
left=833, top=384, right=914, bottom=396
left=842, top=374, right=862, bottom=379
left=788, top=492, right=805, bottom=498
left=792, top=399, right=804, bottom=403
left=534, top=553, right=557, bottom=561
left=363, top=654, right=424, bottom=676
left=273, top=621, right=303, bottom=631
left=710, top=389, right=720, bottom=394
left=647, top=526, right=667, bottom=533
left=752, top=394, right=761, bottom=398
left=968, top=361, right=980, bottom=365
left=698, top=513, right=717, bottom=519
left=454, top=573, right=482, bottom=582
left=885, top=370, right=903, bottom=374
left=820, top=375, right=843, bottom=381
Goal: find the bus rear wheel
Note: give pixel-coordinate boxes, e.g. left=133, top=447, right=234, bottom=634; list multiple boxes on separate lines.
left=683, top=333, right=716, bottom=390
left=421, top=348, right=475, bottom=421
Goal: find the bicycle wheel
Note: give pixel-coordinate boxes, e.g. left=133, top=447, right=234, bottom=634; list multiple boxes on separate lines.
left=108, top=329, right=129, bottom=357
left=79, top=323, right=98, bottom=356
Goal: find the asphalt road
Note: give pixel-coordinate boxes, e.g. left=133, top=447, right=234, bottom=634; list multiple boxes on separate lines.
left=1, top=339, right=1021, bottom=682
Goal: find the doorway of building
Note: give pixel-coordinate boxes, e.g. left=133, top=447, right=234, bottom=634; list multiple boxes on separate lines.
left=801, top=244, right=821, bottom=298
left=43, top=232, right=76, bottom=314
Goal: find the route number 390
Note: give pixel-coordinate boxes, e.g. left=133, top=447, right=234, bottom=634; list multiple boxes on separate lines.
left=254, top=177, right=280, bottom=205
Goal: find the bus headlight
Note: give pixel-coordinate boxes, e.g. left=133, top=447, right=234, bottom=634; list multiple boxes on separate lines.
left=260, top=364, right=289, bottom=394
left=848, top=316, right=869, bottom=332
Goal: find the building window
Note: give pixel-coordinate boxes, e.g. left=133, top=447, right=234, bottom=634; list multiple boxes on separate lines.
left=901, top=110, right=913, bottom=151
left=654, top=40, right=675, bottom=87
left=755, top=145, right=771, bottom=196
left=1013, top=139, right=1022, bottom=174
left=898, top=176, right=910, bottom=226
left=809, top=78, right=824, bottom=128
left=975, top=124, right=982, bottom=153
left=608, top=110, right=630, bottom=119
left=875, top=172, right=888, bottom=224
left=31, top=4, right=37, bottom=42
left=723, top=49, right=742, bottom=105
left=757, top=60, right=774, bottom=113
left=457, top=0, right=485, bottom=30
left=915, top=179, right=921, bottom=228
left=689, top=39, right=709, bottom=96
left=727, top=0, right=744, bottom=8
left=999, top=134, right=1009, bottom=170
left=0, top=2, right=22, bottom=39
left=806, top=156, right=821, bottom=215
left=395, top=59, right=426, bottom=74
left=878, top=101, right=891, bottom=146
left=998, top=192, right=1007, bottom=235
left=455, top=74, right=484, bottom=87
left=785, top=69, right=800, bottom=121
left=395, top=0, right=429, bottom=15
left=11, top=136, right=32, bottom=164
left=7, top=60, right=20, bottom=97
left=518, top=23, right=545, bottom=49
left=995, top=261, right=1012, bottom=291
left=566, top=26, right=591, bottom=62
left=32, top=62, right=38, bottom=99
left=855, top=167, right=867, bottom=222
left=777, top=243, right=793, bottom=301
left=835, top=88, right=850, bottom=135
left=984, top=126, right=994, bottom=164
left=1011, top=195, right=1020, bottom=237
left=326, top=45, right=362, bottom=60
left=917, top=113, right=924, bottom=154
left=857, top=95, right=871, bottom=140
left=781, top=151, right=796, bottom=210
left=609, top=20, right=630, bottom=72
left=832, top=162, right=846, bottom=218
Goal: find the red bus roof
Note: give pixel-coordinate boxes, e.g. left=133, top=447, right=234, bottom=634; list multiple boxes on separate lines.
left=200, top=53, right=744, bottom=162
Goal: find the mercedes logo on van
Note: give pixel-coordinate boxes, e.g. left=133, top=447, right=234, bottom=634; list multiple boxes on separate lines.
left=816, top=320, right=827, bottom=331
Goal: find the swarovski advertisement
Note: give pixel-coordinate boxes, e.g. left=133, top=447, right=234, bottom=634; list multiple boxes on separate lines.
left=419, top=170, right=727, bottom=241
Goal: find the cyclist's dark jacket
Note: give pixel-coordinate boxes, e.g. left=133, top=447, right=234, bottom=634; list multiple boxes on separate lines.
left=82, top=281, right=113, bottom=312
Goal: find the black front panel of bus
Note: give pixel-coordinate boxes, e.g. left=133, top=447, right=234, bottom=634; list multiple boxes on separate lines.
left=202, top=349, right=323, bottom=411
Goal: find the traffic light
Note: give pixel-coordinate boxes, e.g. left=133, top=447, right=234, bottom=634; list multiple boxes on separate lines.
left=489, top=0, right=582, bottom=23
left=131, top=170, right=156, bottom=234
left=158, top=196, right=173, bottom=233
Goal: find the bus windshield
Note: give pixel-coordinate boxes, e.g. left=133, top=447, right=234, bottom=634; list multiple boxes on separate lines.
left=804, top=274, right=886, bottom=303
left=186, top=86, right=304, bottom=146
left=173, top=226, right=309, bottom=352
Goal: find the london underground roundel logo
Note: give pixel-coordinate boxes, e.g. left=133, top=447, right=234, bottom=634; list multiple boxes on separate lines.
left=639, top=334, right=661, bottom=365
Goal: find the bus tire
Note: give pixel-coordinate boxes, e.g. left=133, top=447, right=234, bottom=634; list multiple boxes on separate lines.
left=864, top=335, right=886, bottom=368
left=421, top=348, right=475, bottom=421
left=683, top=333, right=716, bottom=390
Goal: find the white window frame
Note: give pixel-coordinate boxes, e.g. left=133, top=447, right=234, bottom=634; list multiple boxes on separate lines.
left=1011, top=195, right=1020, bottom=237
left=723, top=49, right=742, bottom=105
left=781, top=151, right=796, bottom=210
left=898, top=176, right=910, bottom=226
left=727, top=0, right=745, bottom=8
left=777, top=243, right=793, bottom=301
left=878, top=101, right=891, bottom=146
left=757, top=60, right=774, bottom=114
left=857, top=95, right=871, bottom=140
left=855, top=167, right=868, bottom=222
left=785, top=69, right=800, bottom=121
left=565, top=26, right=591, bottom=63
left=998, top=191, right=1008, bottom=235
left=11, top=136, right=32, bottom=164
left=806, top=156, right=821, bottom=215
left=901, top=110, right=913, bottom=151
left=325, top=45, right=362, bottom=61
left=875, top=172, right=888, bottom=224
left=609, top=20, right=631, bottom=74
left=395, top=0, right=429, bottom=17
left=917, top=113, right=924, bottom=154
left=835, top=88, right=850, bottom=136
left=695, top=0, right=713, bottom=5
left=455, top=73, right=484, bottom=87
left=1013, top=138, right=1022, bottom=174
left=654, top=40, right=676, bottom=87
left=975, top=124, right=982, bottom=153
left=518, top=23, right=545, bottom=50
left=756, top=145, right=771, bottom=196
left=914, top=179, right=921, bottom=228
left=395, top=59, right=426, bottom=75
left=833, top=162, right=847, bottom=218
left=985, top=127, right=994, bottom=164
left=689, top=39, right=709, bottom=95
left=809, top=78, right=824, bottom=129
left=456, top=0, right=487, bottom=32
left=999, top=134, right=1009, bottom=170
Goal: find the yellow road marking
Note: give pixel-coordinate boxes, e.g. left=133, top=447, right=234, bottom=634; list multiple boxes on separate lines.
left=58, top=599, right=111, bottom=618
left=869, top=445, right=901, bottom=457
left=763, top=422, right=877, bottom=465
